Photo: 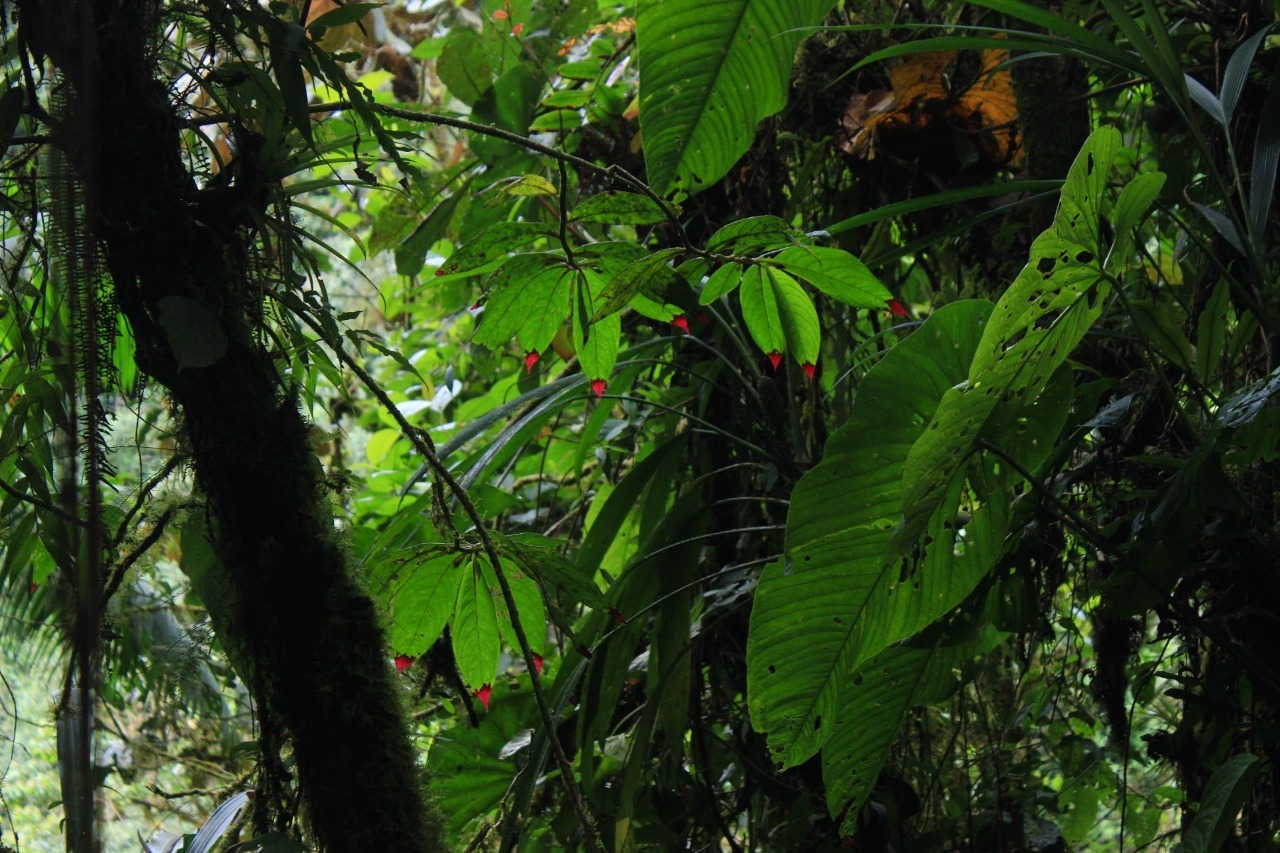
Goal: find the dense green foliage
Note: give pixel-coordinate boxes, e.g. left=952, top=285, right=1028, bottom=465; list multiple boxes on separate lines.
left=1, top=0, right=1279, bottom=850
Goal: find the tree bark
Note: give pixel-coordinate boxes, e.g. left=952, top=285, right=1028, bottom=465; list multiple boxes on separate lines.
left=26, top=0, right=445, bottom=848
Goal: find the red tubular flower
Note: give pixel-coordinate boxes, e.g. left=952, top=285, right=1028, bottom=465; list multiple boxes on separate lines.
left=475, top=684, right=493, bottom=710
left=590, top=378, right=607, bottom=398
left=524, top=351, right=540, bottom=373
left=767, top=351, right=782, bottom=371
left=802, top=362, right=816, bottom=381
left=393, top=655, right=415, bottom=672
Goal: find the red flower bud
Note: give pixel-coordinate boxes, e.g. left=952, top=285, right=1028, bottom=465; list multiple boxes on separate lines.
left=394, top=655, right=415, bottom=672
left=532, top=653, right=544, bottom=677
left=475, top=684, right=493, bottom=710
left=590, top=378, right=606, bottom=398
left=524, top=351, right=540, bottom=373
left=672, top=314, right=689, bottom=334
left=767, top=351, right=782, bottom=371
left=888, top=299, right=908, bottom=317
left=802, top=362, right=816, bottom=381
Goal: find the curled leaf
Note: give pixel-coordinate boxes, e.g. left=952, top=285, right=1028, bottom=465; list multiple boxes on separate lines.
left=394, top=655, right=415, bottom=672
left=475, top=684, right=493, bottom=710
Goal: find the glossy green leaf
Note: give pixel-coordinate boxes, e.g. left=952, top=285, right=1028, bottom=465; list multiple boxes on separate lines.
left=575, top=303, right=621, bottom=383
left=773, top=246, right=893, bottom=308
left=738, top=265, right=784, bottom=355
left=698, top=262, right=744, bottom=304
left=748, top=301, right=993, bottom=767
left=1183, top=753, right=1262, bottom=853
left=570, top=191, right=671, bottom=226
left=452, top=559, right=502, bottom=688
left=899, top=128, right=1144, bottom=547
left=473, top=254, right=575, bottom=354
left=371, top=549, right=462, bottom=658
left=636, top=0, right=835, bottom=195
left=823, top=627, right=1000, bottom=833
left=705, top=215, right=797, bottom=255
left=482, top=558, right=546, bottom=657
left=1195, top=280, right=1232, bottom=383
left=436, top=221, right=556, bottom=276
left=589, top=247, right=682, bottom=321
left=770, top=269, right=820, bottom=366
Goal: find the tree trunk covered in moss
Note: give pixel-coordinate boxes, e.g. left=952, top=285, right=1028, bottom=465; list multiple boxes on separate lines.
left=25, top=0, right=444, bottom=849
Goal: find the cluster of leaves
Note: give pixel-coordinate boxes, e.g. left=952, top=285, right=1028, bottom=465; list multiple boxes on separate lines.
left=2, top=0, right=1280, bottom=850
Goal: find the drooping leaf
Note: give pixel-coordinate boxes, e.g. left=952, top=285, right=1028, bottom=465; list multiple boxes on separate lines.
left=636, top=0, right=836, bottom=195
left=500, top=531, right=611, bottom=613
left=773, top=246, right=892, bottom=308
left=770, top=269, right=821, bottom=367
left=371, top=549, right=463, bottom=658
left=698, top=262, right=745, bottom=304
left=481, top=557, right=547, bottom=656
left=452, top=558, right=502, bottom=688
left=738, top=266, right=784, bottom=355
left=473, top=254, right=575, bottom=355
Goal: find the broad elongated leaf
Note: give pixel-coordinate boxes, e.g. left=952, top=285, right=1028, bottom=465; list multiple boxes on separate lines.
left=771, top=269, right=821, bottom=366
left=481, top=558, right=546, bottom=657
left=636, top=0, right=835, bottom=195
left=371, top=548, right=464, bottom=657
left=748, top=300, right=992, bottom=768
left=738, top=265, right=784, bottom=354
left=773, top=246, right=892, bottom=308
left=453, top=559, right=501, bottom=688
left=590, top=248, right=682, bottom=320
left=705, top=215, right=798, bottom=254
left=436, top=221, right=556, bottom=276
left=1183, top=753, right=1262, bottom=853
left=823, top=627, right=1001, bottom=833
left=570, top=191, right=672, bottom=225
left=698, top=262, right=745, bottom=304
left=473, top=254, right=575, bottom=354
left=899, top=127, right=1151, bottom=546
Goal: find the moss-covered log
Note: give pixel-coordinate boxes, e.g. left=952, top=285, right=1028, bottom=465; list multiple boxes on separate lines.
left=26, top=0, right=445, bottom=848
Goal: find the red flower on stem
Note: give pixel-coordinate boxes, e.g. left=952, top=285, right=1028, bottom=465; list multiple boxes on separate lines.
left=888, top=299, right=908, bottom=317
left=802, top=362, right=816, bottom=381
left=671, top=314, right=689, bottom=334
left=475, top=684, right=493, bottom=710
left=767, top=351, right=782, bottom=371
left=590, top=378, right=607, bottom=398
left=394, top=655, right=415, bottom=672
left=524, top=351, right=540, bottom=373
left=532, top=654, right=544, bottom=677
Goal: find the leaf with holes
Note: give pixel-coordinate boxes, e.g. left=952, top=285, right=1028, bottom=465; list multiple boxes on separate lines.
left=636, top=0, right=836, bottom=195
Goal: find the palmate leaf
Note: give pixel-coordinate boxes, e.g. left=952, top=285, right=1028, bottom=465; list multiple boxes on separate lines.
left=636, top=0, right=836, bottom=196
left=747, top=300, right=993, bottom=768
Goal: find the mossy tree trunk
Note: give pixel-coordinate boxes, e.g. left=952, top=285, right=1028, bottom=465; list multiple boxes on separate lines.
left=24, top=0, right=444, bottom=848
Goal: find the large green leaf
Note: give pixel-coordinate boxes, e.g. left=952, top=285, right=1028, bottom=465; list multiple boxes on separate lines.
left=747, top=300, right=993, bottom=768
left=453, top=558, right=502, bottom=688
left=898, top=127, right=1155, bottom=546
left=822, top=626, right=1001, bottom=833
left=772, top=246, right=892, bottom=309
left=739, top=266, right=820, bottom=364
left=636, top=0, right=835, bottom=195
left=473, top=253, right=575, bottom=355
left=371, top=548, right=464, bottom=658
